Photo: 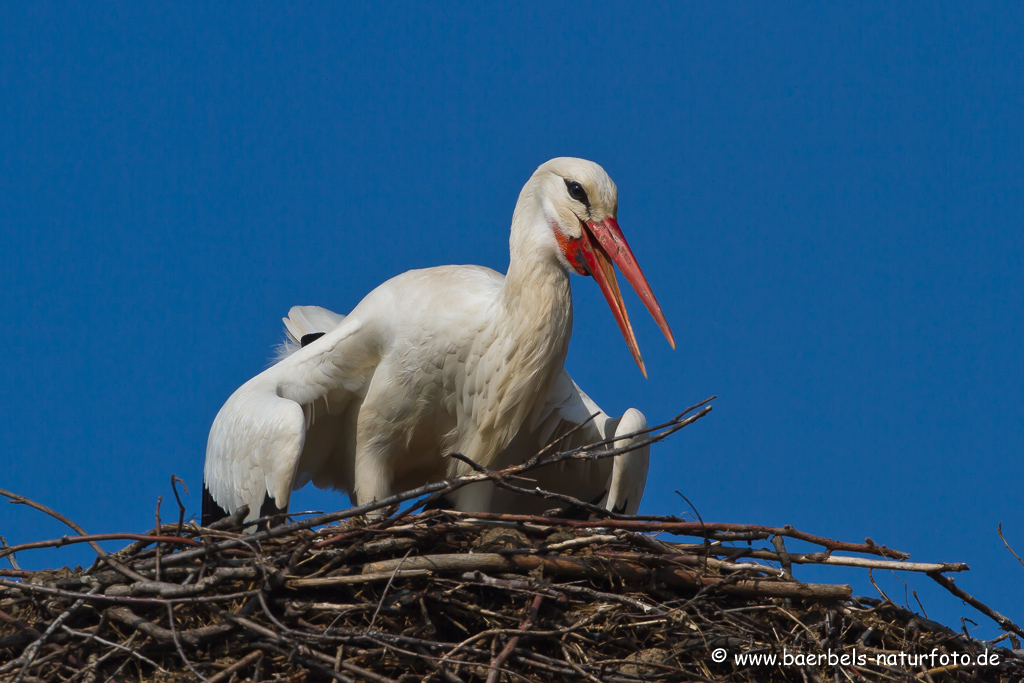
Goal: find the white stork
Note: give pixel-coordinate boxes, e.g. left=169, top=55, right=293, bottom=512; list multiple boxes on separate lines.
left=202, top=158, right=674, bottom=525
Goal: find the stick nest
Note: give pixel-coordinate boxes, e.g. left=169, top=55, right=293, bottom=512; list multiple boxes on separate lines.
left=2, top=509, right=1022, bottom=683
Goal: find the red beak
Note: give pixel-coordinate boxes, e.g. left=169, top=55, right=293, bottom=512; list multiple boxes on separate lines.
left=565, top=217, right=675, bottom=377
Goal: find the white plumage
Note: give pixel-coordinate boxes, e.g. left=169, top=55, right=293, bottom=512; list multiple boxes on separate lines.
left=203, top=158, right=673, bottom=524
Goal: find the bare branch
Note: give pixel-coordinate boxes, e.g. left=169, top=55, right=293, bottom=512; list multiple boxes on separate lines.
left=928, top=571, right=1024, bottom=638
left=998, top=522, right=1024, bottom=570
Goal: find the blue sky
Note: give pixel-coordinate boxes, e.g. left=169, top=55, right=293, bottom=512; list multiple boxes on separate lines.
left=2, top=4, right=1021, bottom=637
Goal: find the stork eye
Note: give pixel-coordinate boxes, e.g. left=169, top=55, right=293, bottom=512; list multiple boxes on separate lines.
left=564, top=179, right=590, bottom=206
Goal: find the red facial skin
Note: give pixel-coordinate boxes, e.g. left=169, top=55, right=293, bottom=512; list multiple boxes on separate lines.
left=557, top=217, right=675, bottom=377
left=555, top=224, right=589, bottom=275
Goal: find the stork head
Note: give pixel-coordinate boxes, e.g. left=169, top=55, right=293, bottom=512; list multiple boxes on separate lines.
left=521, top=157, right=675, bottom=377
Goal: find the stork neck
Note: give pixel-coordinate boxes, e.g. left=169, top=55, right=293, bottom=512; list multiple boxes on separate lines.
left=498, top=209, right=575, bottom=373
left=503, top=249, right=570, bottom=309
left=504, top=204, right=572, bottom=310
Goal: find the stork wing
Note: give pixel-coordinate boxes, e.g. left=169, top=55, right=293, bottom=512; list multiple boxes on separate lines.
left=488, top=371, right=650, bottom=516
left=203, top=309, right=376, bottom=524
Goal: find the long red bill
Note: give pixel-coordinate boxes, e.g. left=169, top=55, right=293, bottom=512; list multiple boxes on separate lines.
left=572, top=217, right=675, bottom=377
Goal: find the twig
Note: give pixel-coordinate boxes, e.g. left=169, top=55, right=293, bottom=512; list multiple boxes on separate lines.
left=0, top=537, right=19, bottom=570
left=207, top=650, right=261, bottom=683
left=665, top=543, right=966, bottom=573
left=154, top=496, right=162, bottom=582
left=913, top=590, right=929, bottom=619
left=525, top=412, right=600, bottom=468
left=486, top=595, right=543, bottom=683
left=171, top=475, right=189, bottom=535
left=62, top=631, right=134, bottom=683
left=165, top=603, right=212, bottom=682
left=0, top=532, right=200, bottom=558
left=998, top=522, right=1024, bottom=570
left=105, top=605, right=235, bottom=644
left=928, top=571, right=1024, bottom=638
left=367, top=549, right=413, bottom=632
left=60, top=626, right=165, bottom=674
left=771, top=534, right=794, bottom=579
left=0, top=488, right=148, bottom=582
left=0, top=578, right=263, bottom=608
left=868, top=569, right=895, bottom=606
left=674, top=490, right=710, bottom=569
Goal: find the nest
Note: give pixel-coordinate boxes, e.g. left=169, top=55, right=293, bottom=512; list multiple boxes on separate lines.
left=2, top=400, right=1023, bottom=681
left=2, top=509, right=1023, bottom=683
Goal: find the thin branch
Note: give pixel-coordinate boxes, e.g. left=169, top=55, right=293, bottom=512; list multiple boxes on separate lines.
left=0, top=532, right=201, bottom=558
left=207, top=650, right=261, bottom=683
left=154, top=496, right=162, bottom=582
left=486, top=595, right=542, bottom=683
left=171, top=475, right=189, bottom=535
left=665, top=543, right=966, bottom=573
left=928, top=571, right=1024, bottom=638
left=0, top=537, right=19, bottom=570
left=998, top=522, right=1024, bottom=570
left=367, top=549, right=413, bottom=632
left=0, top=488, right=148, bottom=582
left=166, top=603, right=212, bottom=682
left=60, top=626, right=166, bottom=674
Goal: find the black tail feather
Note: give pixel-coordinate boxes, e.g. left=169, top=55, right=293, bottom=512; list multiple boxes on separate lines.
left=202, top=483, right=288, bottom=530
left=258, top=493, right=287, bottom=530
left=201, top=484, right=229, bottom=527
